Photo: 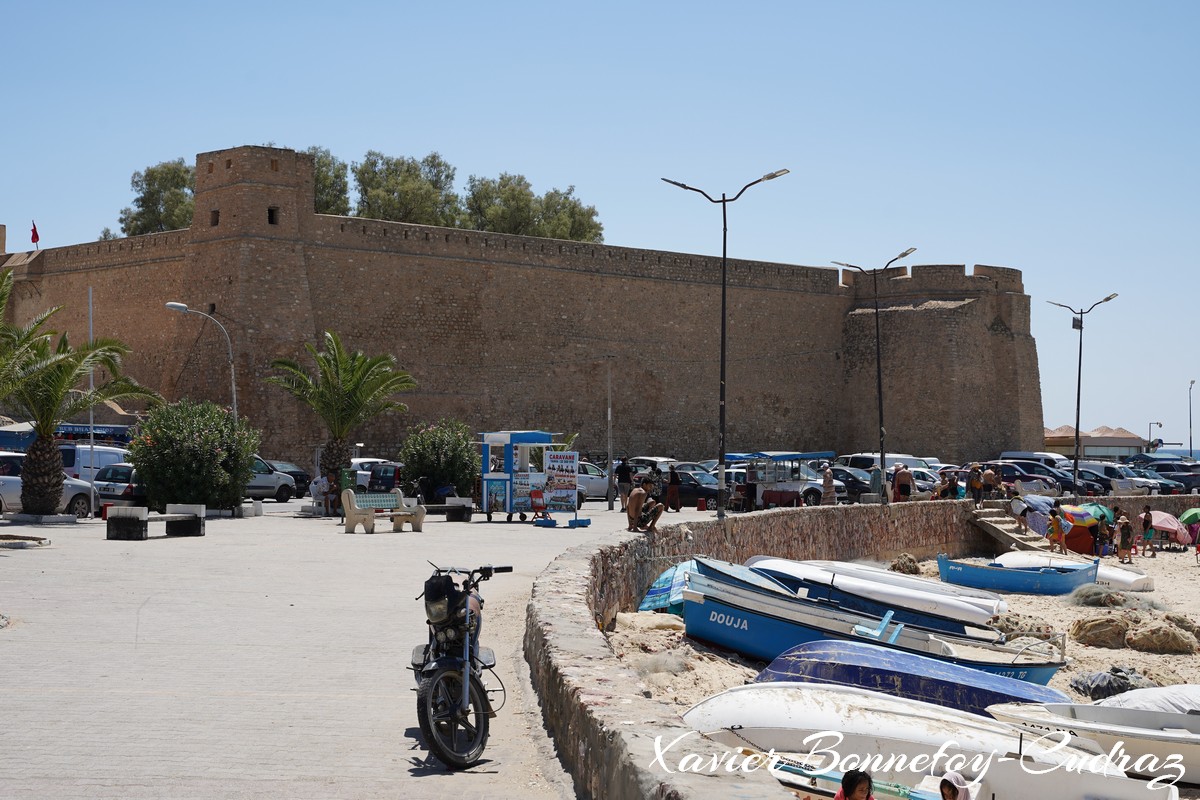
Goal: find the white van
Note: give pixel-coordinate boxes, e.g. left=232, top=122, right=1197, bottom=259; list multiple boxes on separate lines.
left=999, top=451, right=1071, bottom=470
left=835, top=453, right=929, bottom=471
left=58, top=443, right=129, bottom=483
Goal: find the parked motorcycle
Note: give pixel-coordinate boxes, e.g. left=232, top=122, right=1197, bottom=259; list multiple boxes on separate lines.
left=412, top=562, right=511, bottom=768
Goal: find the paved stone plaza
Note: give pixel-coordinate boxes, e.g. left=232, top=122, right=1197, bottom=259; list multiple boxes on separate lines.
left=0, top=501, right=707, bottom=799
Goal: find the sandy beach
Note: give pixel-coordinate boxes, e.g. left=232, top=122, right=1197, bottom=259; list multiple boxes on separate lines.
left=608, top=546, right=1200, bottom=793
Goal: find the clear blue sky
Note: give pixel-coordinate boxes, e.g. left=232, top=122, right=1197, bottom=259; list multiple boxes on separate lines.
left=4, top=2, right=1198, bottom=452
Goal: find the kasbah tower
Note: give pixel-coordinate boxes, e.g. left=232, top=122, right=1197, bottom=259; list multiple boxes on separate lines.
left=0, top=145, right=1043, bottom=466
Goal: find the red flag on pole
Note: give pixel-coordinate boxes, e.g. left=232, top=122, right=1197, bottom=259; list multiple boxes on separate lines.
left=31, top=220, right=40, bottom=249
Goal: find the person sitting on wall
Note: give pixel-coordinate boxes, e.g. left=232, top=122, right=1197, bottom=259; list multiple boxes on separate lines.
left=627, top=477, right=664, bottom=533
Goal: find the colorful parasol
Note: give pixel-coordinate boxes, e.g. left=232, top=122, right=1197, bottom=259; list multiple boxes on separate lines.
left=1080, top=502, right=1115, bottom=525
left=1060, top=504, right=1100, bottom=526
left=1178, top=508, right=1200, bottom=526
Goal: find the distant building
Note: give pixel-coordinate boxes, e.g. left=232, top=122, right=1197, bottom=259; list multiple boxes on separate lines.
left=1043, top=425, right=1144, bottom=460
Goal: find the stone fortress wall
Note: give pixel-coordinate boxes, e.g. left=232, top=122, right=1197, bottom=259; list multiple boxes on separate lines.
left=0, top=145, right=1043, bottom=466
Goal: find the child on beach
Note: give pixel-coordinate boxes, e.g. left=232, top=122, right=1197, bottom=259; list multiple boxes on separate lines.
left=1047, top=503, right=1066, bottom=554
left=834, top=770, right=874, bottom=800
left=939, top=771, right=972, bottom=800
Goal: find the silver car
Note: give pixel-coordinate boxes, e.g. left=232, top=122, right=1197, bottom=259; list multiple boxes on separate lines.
left=0, top=451, right=96, bottom=517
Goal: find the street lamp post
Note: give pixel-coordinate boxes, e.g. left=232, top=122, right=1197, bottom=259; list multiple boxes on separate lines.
left=1047, top=293, right=1117, bottom=490
left=1148, top=421, right=1162, bottom=454
left=662, top=169, right=789, bottom=520
left=832, top=248, right=917, bottom=503
left=165, top=302, right=238, bottom=423
left=1190, top=380, right=1195, bottom=460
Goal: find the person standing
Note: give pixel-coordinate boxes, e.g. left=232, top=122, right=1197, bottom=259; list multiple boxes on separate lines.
left=967, top=464, right=984, bottom=508
left=615, top=459, right=633, bottom=511
left=665, top=464, right=682, bottom=512
left=1047, top=501, right=1066, bottom=554
left=982, top=465, right=998, bottom=500
left=893, top=463, right=914, bottom=502
left=1141, top=504, right=1157, bottom=557
left=821, top=462, right=836, bottom=506
left=650, top=465, right=664, bottom=502
left=868, top=464, right=884, bottom=501
left=1117, top=515, right=1134, bottom=563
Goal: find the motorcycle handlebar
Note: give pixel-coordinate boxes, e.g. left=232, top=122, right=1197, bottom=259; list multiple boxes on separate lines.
left=492, top=566, right=513, bottom=573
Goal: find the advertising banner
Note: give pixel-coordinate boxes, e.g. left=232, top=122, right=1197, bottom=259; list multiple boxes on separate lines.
left=483, top=477, right=509, bottom=514
left=545, top=451, right=579, bottom=511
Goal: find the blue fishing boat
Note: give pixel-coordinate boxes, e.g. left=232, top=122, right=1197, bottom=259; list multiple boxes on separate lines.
left=681, top=558, right=1065, bottom=684
left=746, top=561, right=1000, bottom=640
left=937, top=553, right=1098, bottom=595
left=756, top=639, right=1071, bottom=716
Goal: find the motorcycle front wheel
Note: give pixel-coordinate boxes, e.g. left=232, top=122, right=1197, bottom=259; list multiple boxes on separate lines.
left=416, top=666, right=490, bottom=769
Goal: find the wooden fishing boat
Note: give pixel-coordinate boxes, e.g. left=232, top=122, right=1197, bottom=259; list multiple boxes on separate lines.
left=756, top=639, right=1070, bottom=716
left=746, top=556, right=1001, bottom=633
left=937, top=553, right=1098, bottom=595
left=683, top=682, right=1176, bottom=798
left=987, top=700, right=1200, bottom=783
left=683, top=558, right=1066, bottom=684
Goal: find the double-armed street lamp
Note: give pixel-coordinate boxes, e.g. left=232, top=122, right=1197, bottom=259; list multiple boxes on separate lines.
left=165, top=302, right=238, bottom=423
left=661, top=169, right=789, bottom=520
left=832, top=248, right=917, bottom=503
left=1047, top=293, right=1118, bottom=490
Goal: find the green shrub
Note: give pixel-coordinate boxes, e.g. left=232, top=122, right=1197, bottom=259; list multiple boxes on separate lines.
left=397, top=419, right=480, bottom=498
left=128, top=400, right=260, bottom=511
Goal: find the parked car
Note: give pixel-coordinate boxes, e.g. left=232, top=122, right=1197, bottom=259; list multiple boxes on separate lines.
left=982, top=462, right=1059, bottom=494
left=830, top=465, right=872, bottom=503
left=907, top=468, right=940, bottom=493
left=348, top=457, right=390, bottom=492
left=58, top=442, right=129, bottom=483
left=1128, top=467, right=1184, bottom=495
left=1001, top=459, right=1104, bottom=496
left=696, top=459, right=719, bottom=472
left=628, top=456, right=679, bottom=477
left=836, top=452, right=930, bottom=471
left=267, top=460, right=311, bottom=498
left=366, top=461, right=407, bottom=494
left=93, top=462, right=148, bottom=507
left=675, top=470, right=720, bottom=508
left=1141, top=461, right=1200, bottom=493
left=0, top=451, right=96, bottom=517
left=1078, top=460, right=1160, bottom=494
left=578, top=461, right=611, bottom=500
left=246, top=455, right=295, bottom=502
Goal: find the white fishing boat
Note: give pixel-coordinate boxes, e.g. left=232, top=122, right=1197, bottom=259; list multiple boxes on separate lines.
left=684, top=682, right=1179, bottom=798
left=994, top=550, right=1155, bottom=592
left=987, top=700, right=1200, bottom=783
left=797, top=559, right=1010, bottom=616
left=746, top=557, right=1002, bottom=627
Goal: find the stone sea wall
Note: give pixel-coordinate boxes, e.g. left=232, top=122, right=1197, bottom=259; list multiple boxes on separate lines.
left=524, top=500, right=989, bottom=800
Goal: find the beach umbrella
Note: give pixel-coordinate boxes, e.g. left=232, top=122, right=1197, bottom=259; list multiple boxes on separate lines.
left=1021, top=494, right=1055, bottom=515
left=1061, top=504, right=1099, bottom=527
left=1147, top=510, right=1190, bottom=546
left=638, top=559, right=695, bottom=614
left=1080, top=502, right=1115, bottom=525
left=1178, top=507, right=1200, bottom=526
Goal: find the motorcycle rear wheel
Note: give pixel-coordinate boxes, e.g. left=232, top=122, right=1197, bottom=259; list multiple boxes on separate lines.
left=416, top=666, right=490, bottom=769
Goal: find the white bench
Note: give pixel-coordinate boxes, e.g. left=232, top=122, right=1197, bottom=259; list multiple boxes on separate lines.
left=341, top=489, right=425, bottom=534
left=1109, top=479, right=1149, bottom=496
left=1015, top=480, right=1058, bottom=497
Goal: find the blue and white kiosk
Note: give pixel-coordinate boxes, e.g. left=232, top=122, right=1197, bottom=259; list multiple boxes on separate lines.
left=480, top=430, right=585, bottom=524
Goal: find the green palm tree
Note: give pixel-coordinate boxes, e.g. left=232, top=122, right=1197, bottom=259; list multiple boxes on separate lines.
left=8, top=333, right=161, bottom=515
left=266, top=331, right=417, bottom=476
left=0, top=269, right=62, bottom=405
